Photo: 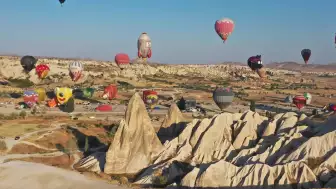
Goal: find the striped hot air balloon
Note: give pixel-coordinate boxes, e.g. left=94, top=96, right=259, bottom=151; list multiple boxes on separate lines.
left=215, top=18, right=235, bottom=43
left=69, top=62, right=84, bottom=82
left=213, top=87, right=234, bottom=110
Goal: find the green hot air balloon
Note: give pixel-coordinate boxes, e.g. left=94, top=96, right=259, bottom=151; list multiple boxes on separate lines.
left=213, top=87, right=234, bottom=111
left=303, top=92, right=312, bottom=105
left=83, top=88, right=95, bottom=98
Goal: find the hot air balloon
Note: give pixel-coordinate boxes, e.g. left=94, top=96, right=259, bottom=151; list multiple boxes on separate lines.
left=213, top=87, right=234, bottom=110
left=96, top=104, right=113, bottom=112
left=334, top=33, right=336, bottom=48
left=69, top=62, right=84, bottom=82
left=301, top=49, right=311, bottom=64
left=102, top=84, right=118, bottom=100
left=115, top=53, right=130, bottom=69
left=35, top=88, right=46, bottom=103
left=303, top=92, right=312, bottom=105
left=247, top=55, right=266, bottom=78
left=143, top=90, right=158, bottom=110
left=83, top=88, right=95, bottom=98
left=35, top=64, right=50, bottom=79
left=59, top=0, right=65, bottom=6
left=215, top=18, right=235, bottom=43
left=20, top=55, right=37, bottom=72
left=293, top=95, right=306, bottom=111
left=137, top=32, right=152, bottom=61
left=328, top=103, right=336, bottom=112
left=23, top=89, right=39, bottom=108
left=284, top=95, right=293, bottom=103
left=54, top=87, right=73, bottom=105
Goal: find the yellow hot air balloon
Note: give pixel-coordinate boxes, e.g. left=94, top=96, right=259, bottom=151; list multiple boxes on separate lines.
left=35, top=88, right=46, bottom=103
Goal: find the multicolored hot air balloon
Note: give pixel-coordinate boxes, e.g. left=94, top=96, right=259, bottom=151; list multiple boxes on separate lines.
left=54, top=87, right=73, bottom=105
left=35, top=88, right=46, bottom=103
left=69, top=62, right=84, bottom=82
left=59, top=0, right=65, bottom=6
left=301, top=49, right=311, bottom=64
left=143, top=90, right=158, bottom=109
left=115, top=53, right=130, bottom=69
left=213, top=87, right=234, bottom=110
left=328, top=103, right=336, bottom=112
left=215, top=18, right=235, bottom=43
left=303, top=92, right=312, bottom=105
left=35, top=64, right=50, bottom=79
left=20, top=55, right=37, bottom=72
left=293, top=95, right=306, bottom=111
left=103, top=84, right=118, bottom=100
left=23, top=89, right=39, bottom=108
left=247, top=55, right=266, bottom=78
left=137, top=32, right=152, bottom=61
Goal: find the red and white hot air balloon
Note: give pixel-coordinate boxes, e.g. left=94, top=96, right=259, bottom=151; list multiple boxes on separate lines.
left=69, top=62, right=84, bottom=82
left=215, top=18, right=235, bottom=43
left=35, top=64, right=50, bottom=79
left=115, top=53, right=130, bottom=69
left=137, top=32, right=152, bottom=61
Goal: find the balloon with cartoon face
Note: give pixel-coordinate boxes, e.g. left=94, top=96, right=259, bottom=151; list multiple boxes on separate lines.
left=54, top=87, right=73, bottom=105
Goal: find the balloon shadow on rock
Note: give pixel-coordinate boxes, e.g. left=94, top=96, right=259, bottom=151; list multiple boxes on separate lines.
left=157, top=121, right=189, bottom=144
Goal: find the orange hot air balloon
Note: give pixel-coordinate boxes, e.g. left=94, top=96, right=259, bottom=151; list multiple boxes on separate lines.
left=35, top=64, right=50, bottom=79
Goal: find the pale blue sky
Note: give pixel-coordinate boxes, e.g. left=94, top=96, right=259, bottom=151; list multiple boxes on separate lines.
left=0, top=0, right=335, bottom=64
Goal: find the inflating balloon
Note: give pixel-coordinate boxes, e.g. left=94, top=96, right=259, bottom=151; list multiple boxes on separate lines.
left=103, top=85, right=118, bottom=100
left=83, top=88, right=95, bottom=98
left=137, top=32, right=152, bottom=61
left=35, top=64, right=50, bottom=79
left=69, top=62, right=84, bottom=82
left=247, top=55, right=266, bottom=78
left=23, top=90, right=38, bottom=108
left=143, top=90, right=158, bottom=109
left=301, top=49, right=311, bottom=64
left=115, top=53, right=130, bottom=69
left=20, top=55, right=37, bottom=72
left=54, top=87, right=73, bottom=105
left=213, top=87, right=234, bottom=110
left=293, top=95, right=306, bottom=111
left=35, top=88, right=46, bottom=103
left=96, top=104, right=113, bottom=112
left=215, top=18, right=235, bottom=43
left=303, top=92, right=312, bottom=105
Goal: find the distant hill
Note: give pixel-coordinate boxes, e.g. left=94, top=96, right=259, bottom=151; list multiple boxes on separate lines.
left=265, top=62, right=336, bottom=72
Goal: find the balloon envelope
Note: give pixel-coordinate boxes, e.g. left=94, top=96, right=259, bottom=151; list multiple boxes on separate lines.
left=213, top=87, right=234, bottom=110
left=21, top=56, right=37, bottom=72
left=284, top=95, right=293, bottom=103
left=293, top=95, right=306, bottom=110
left=115, top=53, right=130, bottom=68
left=215, top=18, right=235, bottom=42
left=35, top=64, right=50, bottom=79
left=303, top=92, right=312, bottom=105
left=96, top=104, right=113, bottom=112
left=137, top=32, right=152, bottom=59
left=329, top=103, right=336, bottom=112
left=301, top=49, right=311, bottom=64
left=103, top=85, right=117, bottom=100
left=143, top=90, right=158, bottom=108
left=247, top=55, right=265, bottom=78
left=83, top=88, right=95, bottom=98
left=23, top=90, right=38, bottom=108
left=35, top=88, right=46, bottom=102
left=69, top=62, right=84, bottom=82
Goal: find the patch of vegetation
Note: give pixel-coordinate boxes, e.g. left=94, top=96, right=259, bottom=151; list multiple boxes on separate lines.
left=8, top=78, right=34, bottom=88
left=19, top=110, right=27, bottom=118
left=177, top=83, right=211, bottom=92
left=143, top=76, right=174, bottom=84
left=117, top=81, right=135, bottom=89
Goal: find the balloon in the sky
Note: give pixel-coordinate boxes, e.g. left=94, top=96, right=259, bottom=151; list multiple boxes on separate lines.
left=247, top=55, right=266, bottom=78
left=59, top=0, right=65, bottom=6
left=301, top=49, right=311, bottom=64
left=143, top=90, right=158, bottom=109
left=215, top=18, right=235, bottom=43
left=35, top=64, right=50, bottom=79
left=115, top=53, right=130, bottom=69
left=334, top=33, right=336, bottom=48
left=20, top=55, right=37, bottom=72
left=303, top=92, right=312, bottom=105
left=35, top=88, right=46, bottom=103
left=103, top=84, right=118, bottom=100
left=328, top=103, right=336, bottom=112
left=23, top=89, right=39, bottom=108
left=293, top=95, right=306, bottom=111
left=137, top=32, right=152, bottom=61
left=69, top=62, right=84, bottom=82
left=212, top=87, right=234, bottom=110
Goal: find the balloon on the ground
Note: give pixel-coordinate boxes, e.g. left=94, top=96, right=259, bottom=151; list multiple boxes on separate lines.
left=284, top=95, right=293, bottom=103
left=35, top=64, right=50, bottom=79
left=213, top=87, right=234, bottom=110
left=35, top=88, right=46, bottom=102
left=23, top=90, right=38, bottom=108
left=215, top=18, right=235, bottom=43
left=303, top=92, right=312, bottom=105
left=103, top=85, right=118, bottom=100
left=83, top=88, right=95, bottom=98
left=247, top=55, right=266, bottom=78
left=329, top=103, right=336, bottom=112
left=143, top=90, right=158, bottom=109
left=301, top=49, right=311, bottom=64
left=115, top=53, right=130, bottom=69
left=96, top=104, right=113, bottom=112
left=54, top=87, right=73, bottom=105
left=137, top=32, right=152, bottom=60
left=293, top=95, right=306, bottom=110
left=59, top=97, right=74, bottom=113
left=20, top=55, right=37, bottom=72
left=69, top=62, right=84, bottom=82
